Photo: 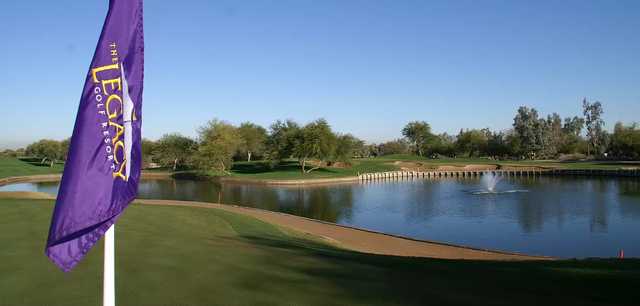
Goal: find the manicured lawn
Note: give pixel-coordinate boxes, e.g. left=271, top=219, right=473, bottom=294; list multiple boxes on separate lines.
left=0, top=157, right=63, bottom=179
left=220, top=157, right=638, bottom=180
left=1, top=156, right=636, bottom=182
left=376, top=154, right=640, bottom=170
left=227, top=159, right=398, bottom=180
left=1, top=198, right=639, bottom=306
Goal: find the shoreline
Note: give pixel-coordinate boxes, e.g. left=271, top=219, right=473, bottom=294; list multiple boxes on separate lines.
left=2, top=166, right=639, bottom=188
left=0, top=173, right=364, bottom=187
left=136, top=199, right=553, bottom=261
left=0, top=190, right=551, bottom=261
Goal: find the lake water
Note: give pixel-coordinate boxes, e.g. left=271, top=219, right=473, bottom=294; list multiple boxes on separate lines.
left=3, top=176, right=639, bottom=258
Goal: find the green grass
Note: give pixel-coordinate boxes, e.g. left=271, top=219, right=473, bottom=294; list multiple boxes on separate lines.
left=0, top=198, right=639, bottom=305
left=376, top=155, right=640, bottom=170
left=226, top=159, right=398, bottom=180
left=0, top=157, right=63, bottom=179
left=1, top=155, right=637, bottom=182
left=217, top=157, right=639, bottom=181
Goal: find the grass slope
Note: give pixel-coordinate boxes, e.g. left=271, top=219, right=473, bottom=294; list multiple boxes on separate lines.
left=1, top=198, right=639, bottom=306
left=377, top=154, right=640, bottom=170
left=0, top=157, right=63, bottom=179
left=227, top=159, right=398, bottom=180
left=1, top=155, right=637, bottom=182
left=195, top=157, right=639, bottom=181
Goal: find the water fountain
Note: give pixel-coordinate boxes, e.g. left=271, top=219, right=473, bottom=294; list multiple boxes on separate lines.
left=471, top=172, right=528, bottom=195
left=483, top=172, right=502, bottom=193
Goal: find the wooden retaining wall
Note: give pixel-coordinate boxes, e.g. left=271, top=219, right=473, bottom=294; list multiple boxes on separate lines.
left=358, top=169, right=640, bottom=181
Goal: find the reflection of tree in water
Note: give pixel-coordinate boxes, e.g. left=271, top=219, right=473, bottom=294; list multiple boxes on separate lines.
left=222, top=183, right=279, bottom=210
left=35, top=181, right=60, bottom=195
left=137, top=177, right=640, bottom=240
left=403, top=179, right=445, bottom=223
left=138, top=179, right=204, bottom=201
left=617, top=179, right=640, bottom=197
left=588, top=178, right=611, bottom=233
left=220, top=184, right=355, bottom=223
left=286, top=186, right=354, bottom=223
left=514, top=176, right=583, bottom=233
left=510, top=176, right=618, bottom=233
left=617, top=179, right=640, bottom=218
left=515, top=195, right=545, bottom=233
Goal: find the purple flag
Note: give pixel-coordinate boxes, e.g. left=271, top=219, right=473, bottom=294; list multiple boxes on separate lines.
left=46, top=0, right=144, bottom=272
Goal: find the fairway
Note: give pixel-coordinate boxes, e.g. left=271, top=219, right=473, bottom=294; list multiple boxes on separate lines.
left=1, top=198, right=639, bottom=306
left=0, top=157, right=63, bottom=179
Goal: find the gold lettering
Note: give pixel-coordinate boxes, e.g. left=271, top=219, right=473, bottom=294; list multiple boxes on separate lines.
left=113, top=159, right=127, bottom=181
left=112, top=140, right=127, bottom=181
left=109, top=121, right=124, bottom=146
left=101, top=78, right=121, bottom=96
left=90, top=63, right=119, bottom=83
left=113, top=140, right=125, bottom=164
left=105, top=95, right=122, bottom=120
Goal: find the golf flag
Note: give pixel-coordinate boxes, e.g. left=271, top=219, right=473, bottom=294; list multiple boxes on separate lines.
left=46, top=0, right=144, bottom=272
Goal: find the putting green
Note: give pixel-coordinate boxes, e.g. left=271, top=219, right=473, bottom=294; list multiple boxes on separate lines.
left=0, top=198, right=638, bottom=306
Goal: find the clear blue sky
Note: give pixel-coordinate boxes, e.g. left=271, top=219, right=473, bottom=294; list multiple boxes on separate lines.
left=1, top=0, right=639, bottom=149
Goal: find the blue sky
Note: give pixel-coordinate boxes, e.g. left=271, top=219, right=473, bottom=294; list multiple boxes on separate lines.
left=1, top=0, right=639, bottom=149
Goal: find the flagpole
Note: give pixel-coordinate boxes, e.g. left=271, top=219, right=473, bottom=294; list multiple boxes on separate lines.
left=103, top=224, right=115, bottom=306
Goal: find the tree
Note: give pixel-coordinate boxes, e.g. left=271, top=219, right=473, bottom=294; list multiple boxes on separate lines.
left=155, top=133, right=196, bottom=171
left=425, top=133, right=456, bottom=157
left=196, top=120, right=242, bottom=174
left=583, top=98, right=606, bottom=156
left=1, top=149, right=17, bottom=157
left=558, top=116, right=586, bottom=154
left=562, top=116, right=584, bottom=137
left=378, top=139, right=409, bottom=156
left=401, top=121, right=434, bottom=156
left=293, top=119, right=337, bottom=173
left=455, top=129, right=488, bottom=157
left=59, top=138, right=71, bottom=161
left=265, top=119, right=301, bottom=163
left=513, top=106, right=540, bottom=157
left=504, top=130, right=523, bottom=158
left=237, top=122, right=267, bottom=162
left=486, top=131, right=510, bottom=158
left=512, top=106, right=553, bottom=158
left=141, top=138, right=157, bottom=165
left=25, top=139, right=61, bottom=167
left=350, top=137, right=368, bottom=158
left=609, top=122, right=640, bottom=159
left=334, top=134, right=364, bottom=162
left=545, top=113, right=563, bottom=156
left=363, top=144, right=380, bottom=158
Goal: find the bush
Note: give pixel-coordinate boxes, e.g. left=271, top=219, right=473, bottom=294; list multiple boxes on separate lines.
left=558, top=153, right=587, bottom=161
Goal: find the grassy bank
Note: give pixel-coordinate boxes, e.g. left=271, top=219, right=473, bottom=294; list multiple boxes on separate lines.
left=376, top=154, right=640, bottom=170
left=226, top=159, right=397, bottom=180
left=2, top=156, right=638, bottom=182
left=0, top=157, right=63, bottom=179
left=195, top=157, right=639, bottom=181
left=0, top=198, right=638, bottom=305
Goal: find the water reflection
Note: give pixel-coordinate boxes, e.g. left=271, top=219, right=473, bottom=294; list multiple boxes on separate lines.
left=2, top=176, right=639, bottom=258
left=137, top=179, right=356, bottom=224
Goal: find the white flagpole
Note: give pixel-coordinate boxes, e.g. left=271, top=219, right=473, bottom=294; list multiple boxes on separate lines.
left=103, top=224, right=115, bottom=306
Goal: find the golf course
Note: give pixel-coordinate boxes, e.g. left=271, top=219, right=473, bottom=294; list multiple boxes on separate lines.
left=1, top=157, right=640, bottom=305
left=1, top=197, right=640, bottom=306
left=3, top=1, right=640, bottom=305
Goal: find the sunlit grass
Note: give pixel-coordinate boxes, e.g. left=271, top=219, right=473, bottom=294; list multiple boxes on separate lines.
left=0, top=157, right=63, bottom=179
left=0, top=198, right=638, bottom=305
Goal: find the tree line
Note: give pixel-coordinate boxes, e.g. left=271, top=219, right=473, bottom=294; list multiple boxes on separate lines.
left=385, top=99, right=638, bottom=160
left=4, top=99, right=639, bottom=171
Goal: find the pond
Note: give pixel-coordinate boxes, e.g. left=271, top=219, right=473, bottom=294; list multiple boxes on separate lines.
left=2, top=175, right=639, bottom=258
